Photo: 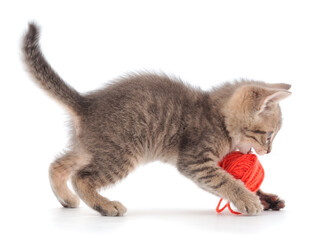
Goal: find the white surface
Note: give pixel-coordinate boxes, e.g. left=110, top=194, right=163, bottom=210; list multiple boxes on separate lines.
left=1, top=0, right=317, bottom=239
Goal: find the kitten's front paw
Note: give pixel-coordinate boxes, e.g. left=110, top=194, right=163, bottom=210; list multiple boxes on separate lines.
left=233, top=191, right=263, bottom=215
left=257, top=190, right=285, bottom=211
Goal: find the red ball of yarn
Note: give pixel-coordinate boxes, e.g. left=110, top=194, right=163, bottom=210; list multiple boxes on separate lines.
left=216, top=151, right=265, bottom=215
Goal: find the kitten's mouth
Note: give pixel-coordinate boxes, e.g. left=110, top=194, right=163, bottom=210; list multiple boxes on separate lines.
left=253, top=147, right=268, bottom=156
left=237, top=147, right=252, bottom=154
left=238, top=146, right=267, bottom=155
left=238, top=147, right=256, bottom=155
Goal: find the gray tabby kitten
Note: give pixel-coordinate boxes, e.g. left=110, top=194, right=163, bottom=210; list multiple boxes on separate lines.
left=22, top=23, right=290, bottom=216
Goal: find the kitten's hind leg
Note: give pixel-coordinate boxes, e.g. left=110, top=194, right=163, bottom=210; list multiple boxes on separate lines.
left=49, top=152, right=81, bottom=208
left=71, top=159, right=133, bottom=216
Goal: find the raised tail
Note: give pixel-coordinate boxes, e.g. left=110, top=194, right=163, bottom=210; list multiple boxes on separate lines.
left=22, top=23, right=85, bottom=114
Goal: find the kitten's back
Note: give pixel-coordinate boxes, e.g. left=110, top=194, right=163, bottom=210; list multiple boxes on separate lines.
left=79, top=73, right=202, bottom=164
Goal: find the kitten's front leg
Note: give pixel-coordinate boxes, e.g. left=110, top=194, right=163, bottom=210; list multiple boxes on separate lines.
left=257, top=189, right=285, bottom=210
left=177, top=153, right=263, bottom=215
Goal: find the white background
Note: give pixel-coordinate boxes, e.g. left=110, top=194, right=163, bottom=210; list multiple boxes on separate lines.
left=1, top=0, right=316, bottom=239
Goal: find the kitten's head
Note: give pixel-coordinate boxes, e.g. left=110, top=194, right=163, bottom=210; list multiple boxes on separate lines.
left=223, top=82, right=291, bottom=155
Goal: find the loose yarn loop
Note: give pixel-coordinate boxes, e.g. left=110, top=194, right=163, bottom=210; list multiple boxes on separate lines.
left=216, top=151, right=265, bottom=215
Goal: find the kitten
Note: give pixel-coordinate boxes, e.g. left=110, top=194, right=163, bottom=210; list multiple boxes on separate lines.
left=22, top=23, right=289, bottom=216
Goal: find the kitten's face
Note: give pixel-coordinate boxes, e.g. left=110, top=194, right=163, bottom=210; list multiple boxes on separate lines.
left=224, top=83, right=291, bottom=155
left=236, top=108, right=282, bottom=155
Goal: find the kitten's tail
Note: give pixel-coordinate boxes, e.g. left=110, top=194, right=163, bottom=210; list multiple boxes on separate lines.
left=22, top=23, right=85, bottom=115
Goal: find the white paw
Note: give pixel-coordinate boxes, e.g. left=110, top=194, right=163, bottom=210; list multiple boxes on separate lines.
left=233, top=191, right=263, bottom=215
left=93, top=201, right=127, bottom=216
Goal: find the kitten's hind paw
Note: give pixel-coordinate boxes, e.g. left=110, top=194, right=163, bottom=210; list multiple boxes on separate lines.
left=93, top=201, right=127, bottom=216
left=257, top=190, right=285, bottom=211
left=59, top=195, right=80, bottom=208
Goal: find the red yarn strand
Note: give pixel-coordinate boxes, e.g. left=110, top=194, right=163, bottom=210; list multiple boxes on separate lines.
left=216, top=198, right=241, bottom=215
left=227, top=202, right=242, bottom=215
left=216, top=198, right=227, bottom=213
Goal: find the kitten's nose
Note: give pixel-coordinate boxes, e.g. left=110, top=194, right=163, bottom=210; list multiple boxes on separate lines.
left=266, top=146, right=271, bottom=154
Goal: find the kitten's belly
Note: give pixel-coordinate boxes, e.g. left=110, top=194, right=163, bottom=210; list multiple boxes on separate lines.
left=158, top=155, right=178, bottom=166
left=138, top=143, right=178, bottom=166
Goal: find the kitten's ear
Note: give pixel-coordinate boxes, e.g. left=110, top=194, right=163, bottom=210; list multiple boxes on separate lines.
left=266, top=83, right=292, bottom=90
left=258, top=90, right=292, bottom=114
left=226, top=85, right=291, bottom=116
